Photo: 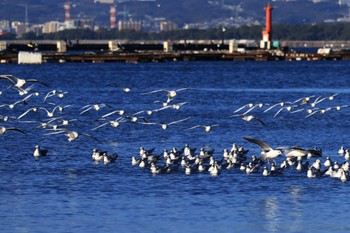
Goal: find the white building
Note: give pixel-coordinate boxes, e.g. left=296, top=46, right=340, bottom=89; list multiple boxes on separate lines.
left=160, top=21, right=178, bottom=32
left=42, top=21, right=60, bottom=34
left=118, top=20, right=142, bottom=31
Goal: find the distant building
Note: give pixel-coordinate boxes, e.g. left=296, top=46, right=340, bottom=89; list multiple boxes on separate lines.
left=0, top=20, right=10, bottom=35
left=72, top=19, right=94, bottom=30
left=65, top=20, right=75, bottom=30
left=47, top=19, right=94, bottom=32
left=183, top=24, right=198, bottom=30
left=118, top=20, right=142, bottom=31
left=43, top=21, right=60, bottom=34
left=12, top=22, right=28, bottom=37
left=160, top=21, right=178, bottom=32
left=30, top=24, right=43, bottom=36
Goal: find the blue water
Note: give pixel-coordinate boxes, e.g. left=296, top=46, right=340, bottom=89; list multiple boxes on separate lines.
left=0, top=61, right=350, bottom=233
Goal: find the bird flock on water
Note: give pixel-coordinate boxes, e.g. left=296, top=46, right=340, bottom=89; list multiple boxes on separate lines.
left=126, top=138, right=350, bottom=183
left=0, top=74, right=349, bottom=183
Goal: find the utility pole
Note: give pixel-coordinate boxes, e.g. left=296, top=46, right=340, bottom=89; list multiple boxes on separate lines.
left=18, top=4, right=29, bottom=26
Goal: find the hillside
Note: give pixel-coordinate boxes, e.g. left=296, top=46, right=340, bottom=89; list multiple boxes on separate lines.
left=0, top=0, right=348, bottom=27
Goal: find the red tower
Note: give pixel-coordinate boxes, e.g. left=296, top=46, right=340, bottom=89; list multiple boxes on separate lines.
left=64, top=0, right=71, bottom=24
left=262, top=3, right=273, bottom=42
left=110, top=4, right=116, bottom=29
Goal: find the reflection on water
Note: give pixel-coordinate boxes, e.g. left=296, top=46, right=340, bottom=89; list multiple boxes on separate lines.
left=265, top=197, right=279, bottom=232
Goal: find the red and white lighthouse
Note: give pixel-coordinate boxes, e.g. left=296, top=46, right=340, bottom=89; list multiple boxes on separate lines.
left=110, top=4, right=116, bottom=29
left=261, top=3, right=273, bottom=49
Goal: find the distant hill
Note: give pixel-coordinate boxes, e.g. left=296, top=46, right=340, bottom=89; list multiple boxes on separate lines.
left=0, top=0, right=348, bottom=27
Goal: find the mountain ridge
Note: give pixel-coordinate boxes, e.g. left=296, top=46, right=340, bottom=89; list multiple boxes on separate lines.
left=0, top=0, right=348, bottom=28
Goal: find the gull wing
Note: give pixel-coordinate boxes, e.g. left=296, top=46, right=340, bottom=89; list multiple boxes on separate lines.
left=141, top=89, right=167, bottom=95
left=102, top=109, right=124, bottom=118
left=307, top=148, right=322, bottom=157
left=17, top=107, right=37, bottom=119
left=0, top=75, right=17, bottom=85
left=264, top=103, right=280, bottom=113
left=7, top=127, right=27, bottom=134
left=184, top=125, right=202, bottom=131
left=27, top=79, right=50, bottom=88
left=244, top=137, right=273, bottom=151
left=79, top=106, right=92, bottom=115
left=254, top=117, right=266, bottom=126
left=284, top=147, right=306, bottom=157
left=91, top=122, right=109, bottom=131
left=233, top=104, right=249, bottom=113
left=175, top=88, right=191, bottom=92
left=43, top=90, right=56, bottom=102
left=168, top=117, right=191, bottom=125
left=81, top=133, right=101, bottom=143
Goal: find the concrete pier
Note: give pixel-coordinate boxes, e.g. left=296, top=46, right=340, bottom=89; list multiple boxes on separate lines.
left=57, top=41, right=67, bottom=53
left=0, top=39, right=350, bottom=63
left=0, top=49, right=346, bottom=64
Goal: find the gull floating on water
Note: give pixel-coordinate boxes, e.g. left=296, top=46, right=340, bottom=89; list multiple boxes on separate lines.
left=338, top=146, right=346, bottom=155
left=324, top=157, right=333, bottom=167
left=139, top=147, right=155, bottom=157
left=102, top=151, right=118, bottom=164
left=92, top=148, right=105, bottom=162
left=33, top=145, right=48, bottom=157
left=344, top=150, right=350, bottom=160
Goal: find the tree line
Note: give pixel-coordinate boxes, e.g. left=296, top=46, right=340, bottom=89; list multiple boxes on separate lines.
left=3, top=23, right=350, bottom=41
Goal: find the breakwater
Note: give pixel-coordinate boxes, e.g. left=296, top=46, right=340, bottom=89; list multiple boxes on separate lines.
left=1, top=39, right=350, bottom=63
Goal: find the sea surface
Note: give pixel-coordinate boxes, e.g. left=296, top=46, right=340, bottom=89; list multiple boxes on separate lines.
left=0, top=61, right=350, bottom=233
